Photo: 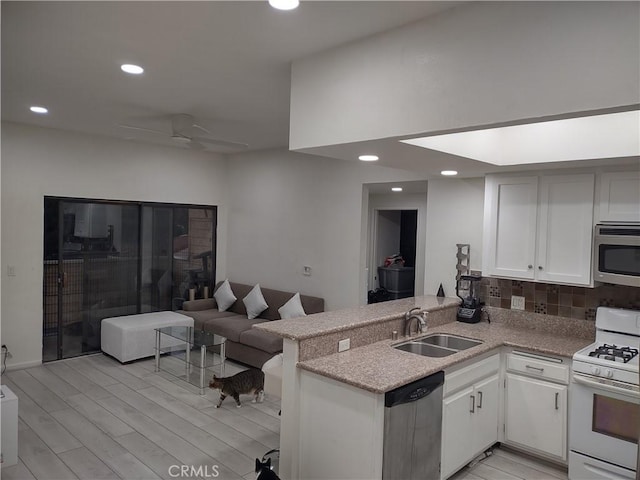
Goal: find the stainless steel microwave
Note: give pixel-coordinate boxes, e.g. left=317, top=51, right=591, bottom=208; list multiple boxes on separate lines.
left=594, top=224, right=640, bottom=287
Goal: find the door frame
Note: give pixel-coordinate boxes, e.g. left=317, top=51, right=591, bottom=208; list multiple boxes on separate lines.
left=365, top=190, right=428, bottom=299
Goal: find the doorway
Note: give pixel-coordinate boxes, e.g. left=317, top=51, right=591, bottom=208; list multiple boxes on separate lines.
left=371, top=209, right=417, bottom=302
left=43, top=198, right=216, bottom=361
left=364, top=181, right=428, bottom=304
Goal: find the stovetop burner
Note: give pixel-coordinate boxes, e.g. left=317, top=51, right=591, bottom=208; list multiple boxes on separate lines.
left=588, top=344, right=639, bottom=363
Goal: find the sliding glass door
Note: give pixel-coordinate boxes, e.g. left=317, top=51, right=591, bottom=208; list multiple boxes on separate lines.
left=43, top=198, right=216, bottom=361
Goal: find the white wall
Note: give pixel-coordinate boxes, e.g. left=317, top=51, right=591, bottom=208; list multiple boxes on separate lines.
left=225, top=149, right=417, bottom=310
left=1, top=122, right=230, bottom=368
left=290, top=2, right=640, bottom=149
left=375, top=210, right=401, bottom=273
left=1, top=123, right=486, bottom=368
left=424, top=178, right=485, bottom=298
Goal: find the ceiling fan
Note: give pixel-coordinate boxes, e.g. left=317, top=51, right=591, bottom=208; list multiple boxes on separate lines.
left=118, top=113, right=249, bottom=150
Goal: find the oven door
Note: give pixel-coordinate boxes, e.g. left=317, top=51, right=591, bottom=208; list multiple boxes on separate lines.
left=570, top=373, right=639, bottom=471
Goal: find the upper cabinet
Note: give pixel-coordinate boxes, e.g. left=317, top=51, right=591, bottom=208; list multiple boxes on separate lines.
left=483, top=176, right=539, bottom=280
left=598, top=171, right=640, bottom=222
left=483, top=173, right=595, bottom=286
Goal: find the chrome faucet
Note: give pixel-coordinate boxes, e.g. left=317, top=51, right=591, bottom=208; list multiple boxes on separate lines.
left=404, top=307, right=427, bottom=337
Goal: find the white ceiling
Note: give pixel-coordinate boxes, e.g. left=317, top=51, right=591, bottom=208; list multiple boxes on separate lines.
left=1, top=1, right=458, bottom=153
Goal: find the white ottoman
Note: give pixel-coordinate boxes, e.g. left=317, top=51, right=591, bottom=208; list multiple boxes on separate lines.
left=262, top=353, right=283, bottom=400
left=101, top=311, right=193, bottom=363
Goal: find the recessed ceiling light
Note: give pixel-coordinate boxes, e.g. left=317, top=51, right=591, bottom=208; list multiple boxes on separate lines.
left=441, top=170, right=458, bottom=176
left=391, top=187, right=403, bottom=192
left=359, top=154, right=379, bottom=162
left=121, top=64, right=144, bottom=75
left=29, top=106, right=48, bottom=114
left=268, top=0, right=299, bottom=10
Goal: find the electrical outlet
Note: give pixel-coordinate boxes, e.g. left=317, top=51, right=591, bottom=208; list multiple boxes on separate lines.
left=6, top=266, right=15, bottom=277
left=511, top=295, right=525, bottom=310
left=303, top=265, right=311, bottom=276
left=338, top=338, right=350, bottom=352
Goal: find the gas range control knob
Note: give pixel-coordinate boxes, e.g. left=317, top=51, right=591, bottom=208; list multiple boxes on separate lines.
left=606, top=369, right=614, bottom=379
left=591, top=366, right=601, bottom=376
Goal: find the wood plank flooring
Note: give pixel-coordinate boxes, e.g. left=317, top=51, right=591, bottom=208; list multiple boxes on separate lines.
left=451, top=447, right=568, bottom=480
left=1, top=354, right=279, bottom=480
left=1, top=354, right=568, bottom=480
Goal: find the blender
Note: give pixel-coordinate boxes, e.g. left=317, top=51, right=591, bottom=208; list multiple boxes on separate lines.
left=456, top=274, right=483, bottom=323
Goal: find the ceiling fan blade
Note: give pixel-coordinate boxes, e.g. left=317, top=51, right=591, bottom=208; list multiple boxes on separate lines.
left=191, top=123, right=213, bottom=136
left=192, top=136, right=249, bottom=149
left=118, top=124, right=167, bottom=135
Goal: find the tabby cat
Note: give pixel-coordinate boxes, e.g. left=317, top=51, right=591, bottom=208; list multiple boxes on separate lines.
left=255, top=458, right=280, bottom=480
left=209, top=369, right=264, bottom=408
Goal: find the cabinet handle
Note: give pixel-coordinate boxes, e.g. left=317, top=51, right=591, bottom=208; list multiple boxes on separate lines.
left=477, top=391, right=483, bottom=409
left=527, top=265, right=533, bottom=269
left=555, top=392, right=559, bottom=410
left=538, top=266, right=543, bottom=270
left=470, top=395, right=475, bottom=413
left=525, top=364, right=545, bottom=373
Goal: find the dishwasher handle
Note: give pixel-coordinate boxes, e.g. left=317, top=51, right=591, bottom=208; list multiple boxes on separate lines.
left=385, top=371, right=444, bottom=407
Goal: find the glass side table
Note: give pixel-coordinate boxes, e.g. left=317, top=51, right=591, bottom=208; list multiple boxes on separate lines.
left=154, top=326, right=226, bottom=395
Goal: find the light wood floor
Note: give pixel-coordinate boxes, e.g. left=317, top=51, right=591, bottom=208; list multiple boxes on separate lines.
left=1, top=354, right=569, bottom=480
left=451, top=447, right=568, bottom=480
left=1, top=354, right=279, bottom=480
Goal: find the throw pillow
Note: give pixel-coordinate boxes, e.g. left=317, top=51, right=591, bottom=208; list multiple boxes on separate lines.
left=243, top=284, right=269, bottom=320
left=214, top=279, right=237, bottom=312
left=278, top=292, right=307, bottom=319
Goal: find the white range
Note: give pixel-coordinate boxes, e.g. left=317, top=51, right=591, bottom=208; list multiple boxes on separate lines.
left=569, top=307, right=639, bottom=479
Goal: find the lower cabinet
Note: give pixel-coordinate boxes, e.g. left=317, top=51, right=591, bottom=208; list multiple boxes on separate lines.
left=503, top=352, right=569, bottom=462
left=504, top=373, right=567, bottom=460
left=441, top=355, right=500, bottom=479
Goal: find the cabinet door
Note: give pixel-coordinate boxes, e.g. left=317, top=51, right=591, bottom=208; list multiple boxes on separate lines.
left=441, top=386, right=474, bottom=480
left=599, top=171, right=640, bottom=222
left=484, top=176, right=538, bottom=279
left=505, top=373, right=567, bottom=460
left=537, top=174, right=595, bottom=285
left=473, top=374, right=500, bottom=454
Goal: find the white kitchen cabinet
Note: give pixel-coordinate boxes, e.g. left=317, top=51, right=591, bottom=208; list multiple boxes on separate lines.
left=441, top=355, right=500, bottom=480
left=483, top=173, right=595, bottom=286
left=442, top=385, right=474, bottom=478
left=504, top=352, right=569, bottom=462
left=473, top=374, right=500, bottom=454
left=598, top=170, right=640, bottom=222
left=483, top=176, right=538, bottom=279
left=537, top=174, right=595, bottom=285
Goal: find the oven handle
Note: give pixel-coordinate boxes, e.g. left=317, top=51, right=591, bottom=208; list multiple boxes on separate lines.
left=573, top=373, right=640, bottom=399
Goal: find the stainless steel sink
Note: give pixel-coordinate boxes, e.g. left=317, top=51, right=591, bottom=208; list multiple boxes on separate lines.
left=394, top=333, right=482, bottom=357
left=394, top=342, right=456, bottom=357
left=420, top=334, right=482, bottom=350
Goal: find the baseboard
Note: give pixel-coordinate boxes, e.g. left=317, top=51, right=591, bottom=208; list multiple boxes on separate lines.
left=4, top=359, right=42, bottom=371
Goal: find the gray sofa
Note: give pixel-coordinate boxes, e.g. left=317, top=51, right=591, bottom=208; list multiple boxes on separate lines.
left=178, top=281, right=324, bottom=368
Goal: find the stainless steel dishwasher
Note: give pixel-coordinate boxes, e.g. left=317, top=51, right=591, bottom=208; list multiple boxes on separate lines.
left=382, top=371, right=445, bottom=480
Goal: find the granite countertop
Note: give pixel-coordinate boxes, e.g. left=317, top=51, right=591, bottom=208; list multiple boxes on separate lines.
left=298, top=321, right=593, bottom=394
left=254, top=295, right=459, bottom=340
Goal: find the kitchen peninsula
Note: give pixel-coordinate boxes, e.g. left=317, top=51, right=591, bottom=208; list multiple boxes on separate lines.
left=255, top=296, right=594, bottom=479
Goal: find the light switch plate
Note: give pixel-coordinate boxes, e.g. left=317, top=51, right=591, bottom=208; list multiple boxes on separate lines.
left=303, top=265, right=311, bottom=276
left=511, top=295, right=525, bottom=310
left=338, top=338, right=350, bottom=352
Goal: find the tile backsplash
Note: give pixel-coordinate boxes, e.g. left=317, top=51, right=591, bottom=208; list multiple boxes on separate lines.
left=478, top=278, right=640, bottom=321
